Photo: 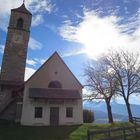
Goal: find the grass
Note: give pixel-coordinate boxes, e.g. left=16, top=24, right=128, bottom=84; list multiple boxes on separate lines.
left=0, top=122, right=139, bottom=140
left=69, top=122, right=137, bottom=140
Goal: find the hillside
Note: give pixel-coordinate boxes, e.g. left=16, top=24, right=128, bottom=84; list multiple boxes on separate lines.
left=93, top=110, right=128, bottom=123
left=84, top=101, right=140, bottom=123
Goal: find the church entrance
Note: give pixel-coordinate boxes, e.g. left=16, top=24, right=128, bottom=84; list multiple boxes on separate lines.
left=50, top=107, right=59, bottom=126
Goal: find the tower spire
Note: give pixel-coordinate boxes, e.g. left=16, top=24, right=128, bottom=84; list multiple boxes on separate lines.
left=23, top=0, right=25, bottom=4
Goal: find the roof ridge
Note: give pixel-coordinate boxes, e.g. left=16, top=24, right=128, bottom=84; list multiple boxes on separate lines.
left=26, top=52, right=83, bottom=88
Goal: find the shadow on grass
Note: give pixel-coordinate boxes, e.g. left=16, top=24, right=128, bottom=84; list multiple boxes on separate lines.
left=0, top=123, right=81, bottom=140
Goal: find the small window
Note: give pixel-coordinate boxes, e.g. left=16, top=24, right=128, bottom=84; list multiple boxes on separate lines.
left=66, top=107, right=73, bottom=118
left=34, top=107, right=43, bottom=118
left=17, top=18, right=24, bottom=29
left=48, top=81, right=62, bottom=88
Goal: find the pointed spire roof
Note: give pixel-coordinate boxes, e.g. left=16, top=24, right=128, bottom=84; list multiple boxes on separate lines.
left=11, top=3, right=32, bottom=15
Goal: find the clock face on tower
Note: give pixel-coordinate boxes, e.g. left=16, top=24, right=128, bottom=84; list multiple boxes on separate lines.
left=12, top=33, right=23, bottom=44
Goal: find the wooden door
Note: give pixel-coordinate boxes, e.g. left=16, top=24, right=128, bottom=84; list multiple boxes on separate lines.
left=50, top=107, right=59, bottom=126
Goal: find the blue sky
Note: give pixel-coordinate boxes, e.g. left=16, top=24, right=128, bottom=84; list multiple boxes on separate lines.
left=0, top=0, right=140, bottom=104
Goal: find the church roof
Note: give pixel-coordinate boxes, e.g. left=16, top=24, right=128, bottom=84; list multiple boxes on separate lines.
left=26, top=52, right=83, bottom=88
left=11, top=3, right=32, bottom=15
left=29, top=88, right=81, bottom=99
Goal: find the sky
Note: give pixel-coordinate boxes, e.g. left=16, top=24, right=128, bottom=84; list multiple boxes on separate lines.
left=0, top=0, right=140, bottom=105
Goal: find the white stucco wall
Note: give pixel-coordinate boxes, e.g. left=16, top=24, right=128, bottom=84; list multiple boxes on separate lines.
left=21, top=52, right=83, bottom=126
left=21, top=99, right=83, bottom=126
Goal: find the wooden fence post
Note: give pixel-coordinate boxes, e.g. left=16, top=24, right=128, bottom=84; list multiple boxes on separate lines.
left=134, top=127, right=138, bottom=137
left=123, top=128, right=126, bottom=140
left=134, top=117, right=136, bottom=125
left=108, top=128, right=111, bottom=139
left=87, top=130, right=91, bottom=140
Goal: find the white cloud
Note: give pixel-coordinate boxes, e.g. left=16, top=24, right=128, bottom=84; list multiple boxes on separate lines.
left=84, top=88, right=140, bottom=105
left=0, top=45, right=4, bottom=54
left=0, top=1, right=44, bottom=50
left=28, top=37, right=43, bottom=50
left=62, top=48, right=85, bottom=57
left=25, top=57, right=47, bottom=81
left=0, top=0, right=55, bottom=31
left=129, top=94, right=140, bottom=105
left=0, top=0, right=21, bottom=16
left=24, top=67, right=36, bottom=81
left=0, top=0, right=23, bottom=31
left=115, top=95, right=140, bottom=105
left=26, top=57, right=47, bottom=67
left=26, top=59, right=37, bottom=66
left=59, top=10, right=140, bottom=59
left=29, top=0, right=54, bottom=14
left=0, top=0, right=54, bottom=15
left=32, top=14, right=44, bottom=26
left=34, top=58, right=46, bottom=64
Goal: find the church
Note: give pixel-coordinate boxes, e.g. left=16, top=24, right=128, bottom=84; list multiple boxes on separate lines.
left=0, top=3, right=83, bottom=126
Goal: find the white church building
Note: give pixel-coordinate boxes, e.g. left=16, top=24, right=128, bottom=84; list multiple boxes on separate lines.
left=21, top=52, right=83, bottom=126
left=0, top=3, right=83, bottom=126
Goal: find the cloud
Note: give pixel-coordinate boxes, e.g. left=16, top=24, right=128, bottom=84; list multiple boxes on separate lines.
left=34, top=58, right=46, bottom=64
left=28, top=37, right=43, bottom=50
left=0, top=0, right=54, bottom=15
left=0, top=45, right=4, bottom=54
left=0, top=0, right=21, bottom=16
left=59, top=10, right=140, bottom=59
left=26, top=59, right=37, bottom=67
left=115, top=95, right=140, bottom=105
left=26, top=57, right=47, bottom=67
left=62, top=48, right=85, bottom=57
left=32, top=14, right=44, bottom=26
left=0, top=0, right=55, bottom=31
left=84, top=88, right=140, bottom=105
left=129, top=94, right=140, bottom=105
left=29, top=0, right=55, bottom=14
left=25, top=57, right=47, bottom=81
left=24, top=67, right=36, bottom=81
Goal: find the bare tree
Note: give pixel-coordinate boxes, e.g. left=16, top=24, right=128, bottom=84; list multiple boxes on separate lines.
left=84, top=59, right=118, bottom=123
left=104, top=50, right=140, bottom=122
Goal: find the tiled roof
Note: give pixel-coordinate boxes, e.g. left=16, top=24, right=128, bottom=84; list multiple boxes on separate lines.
left=11, top=4, right=32, bottom=15
left=29, top=88, right=81, bottom=99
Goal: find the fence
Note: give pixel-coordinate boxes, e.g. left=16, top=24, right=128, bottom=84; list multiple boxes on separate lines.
left=131, top=117, right=140, bottom=125
left=87, top=125, right=140, bottom=140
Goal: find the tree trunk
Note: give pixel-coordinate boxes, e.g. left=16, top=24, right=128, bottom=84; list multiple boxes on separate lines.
left=106, top=100, right=114, bottom=124
left=125, top=100, right=133, bottom=123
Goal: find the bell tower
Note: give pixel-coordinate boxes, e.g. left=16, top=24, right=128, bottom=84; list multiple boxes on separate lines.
left=0, top=3, right=32, bottom=82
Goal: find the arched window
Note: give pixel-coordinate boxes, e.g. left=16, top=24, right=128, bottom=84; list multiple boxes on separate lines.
left=48, top=81, right=62, bottom=88
left=16, top=18, right=24, bottom=29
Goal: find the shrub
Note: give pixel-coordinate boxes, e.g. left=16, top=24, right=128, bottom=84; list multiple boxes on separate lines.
left=83, top=109, right=94, bottom=123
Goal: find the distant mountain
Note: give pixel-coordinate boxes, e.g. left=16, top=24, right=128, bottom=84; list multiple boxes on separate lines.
left=111, top=101, right=140, bottom=117
left=83, top=101, right=140, bottom=123
left=93, top=110, right=128, bottom=124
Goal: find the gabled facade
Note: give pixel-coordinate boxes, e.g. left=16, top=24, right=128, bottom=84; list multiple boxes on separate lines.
left=21, top=52, right=83, bottom=126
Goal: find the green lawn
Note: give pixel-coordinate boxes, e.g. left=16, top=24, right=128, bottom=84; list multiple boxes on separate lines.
left=0, top=122, right=139, bottom=140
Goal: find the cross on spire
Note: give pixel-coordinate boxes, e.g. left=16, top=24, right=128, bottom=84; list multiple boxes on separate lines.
left=23, top=0, right=25, bottom=3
